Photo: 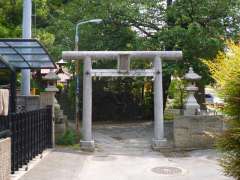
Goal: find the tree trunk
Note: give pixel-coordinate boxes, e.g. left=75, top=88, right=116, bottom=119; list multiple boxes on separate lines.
left=167, top=0, right=173, bottom=6
left=141, top=85, right=144, bottom=105
left=163, top=73, right=172, bottom=111
left=195, top=82, right=206, bottom=110
left=162, top=0, right=173, bottom=111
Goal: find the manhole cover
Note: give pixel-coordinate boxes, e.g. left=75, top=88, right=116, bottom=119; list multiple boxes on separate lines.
left=111, top=136, right=123, bottom=141
left=92, top=155, right=116, bottom=161
left=151, top=166, right=183, bottom=175
left=206, top=155, right=217, bottom=160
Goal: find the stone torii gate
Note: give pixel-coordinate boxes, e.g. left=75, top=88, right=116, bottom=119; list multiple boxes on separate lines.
left=62, top=51, right=182, bottom=151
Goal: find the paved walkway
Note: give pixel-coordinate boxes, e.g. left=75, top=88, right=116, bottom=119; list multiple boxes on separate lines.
left=19, top=122, right=233, bottom=180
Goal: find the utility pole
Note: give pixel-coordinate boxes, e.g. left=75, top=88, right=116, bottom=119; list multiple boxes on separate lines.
left=74, top=34, right=80, bottom=134
left=21, top=0, right=32, bottom=95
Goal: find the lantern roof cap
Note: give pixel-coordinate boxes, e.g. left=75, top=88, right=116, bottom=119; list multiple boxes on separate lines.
left=56, top=59, right=67, bottom=65
left=43, top=71, right=60, bottom=80
left=184, top=67, right=201, bottom=80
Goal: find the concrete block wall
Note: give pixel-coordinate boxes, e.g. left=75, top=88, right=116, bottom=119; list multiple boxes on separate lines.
left=17, top=95, right=40, bottom=112
left=174, top=115, right=224, bottom=149
left=0, top=138, right=11, bottom=180
left=40, top=92, right=56, bottom=117
left=164, top=121, right=173, bottom=140
left=40, top=92, right=57, bottom=147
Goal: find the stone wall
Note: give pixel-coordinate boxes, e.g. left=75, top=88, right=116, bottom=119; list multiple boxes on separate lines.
left=17, top=95, right=40, bottom=112
left=40, top=92, right=56, bottom=146
left=164, top=121, right=173, bottom=140
left=174, top=115, right=224, bottom=149
left=0, top=138, right=11, bottom=180
left=40, top=92, right=56, bottom=117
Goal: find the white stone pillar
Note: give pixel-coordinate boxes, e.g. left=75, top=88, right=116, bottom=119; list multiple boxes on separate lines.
left=152, top=56, right=167, bottom=150
left=80, top=56, right=94, bottom=151
left=21, top=0, right=32, bottom=96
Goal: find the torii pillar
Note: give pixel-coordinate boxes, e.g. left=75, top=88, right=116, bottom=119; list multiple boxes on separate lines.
left=81, top=56, right=94, bottom=150
left=62, top=51, right=182, bottom=151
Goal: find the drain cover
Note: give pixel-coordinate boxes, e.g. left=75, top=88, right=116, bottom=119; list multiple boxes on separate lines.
left=151, top=166, right=183, bottom=175
left=111, top=136, right=123, bottom=141
left=92, top=155, right=116, bottom=161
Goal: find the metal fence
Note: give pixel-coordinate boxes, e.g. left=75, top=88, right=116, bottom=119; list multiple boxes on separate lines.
left=0, top=106, right=52, bottom=173
left=0, top=115, right=11, bottom=138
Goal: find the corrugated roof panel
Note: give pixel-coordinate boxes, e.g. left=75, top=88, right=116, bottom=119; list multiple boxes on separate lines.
left=0, top=39, right=56, bottom=69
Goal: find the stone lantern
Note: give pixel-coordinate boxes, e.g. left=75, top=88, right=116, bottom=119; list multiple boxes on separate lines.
left=41, top=71, right=60, bottom=147
left=43, top=71, right=60, bottom=92
left=56, top=59, right=67, bottom=73
left=184, top=67, right=201, bottom=115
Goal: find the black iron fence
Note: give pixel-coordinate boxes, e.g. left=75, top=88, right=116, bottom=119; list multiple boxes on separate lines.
left=0, top=114, right=11, bottom=138
left=0, top=106, right=52, bottom=173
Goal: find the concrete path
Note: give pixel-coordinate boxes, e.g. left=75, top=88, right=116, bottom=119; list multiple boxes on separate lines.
left=19, top=122, right=233, bottom=180
left=18, top=149, right=86, bottom=180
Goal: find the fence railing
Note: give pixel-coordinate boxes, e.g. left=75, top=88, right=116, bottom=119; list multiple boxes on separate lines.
left=0, top=106, right=52, bottom=173
left=0, top=115, right=11, bottom=138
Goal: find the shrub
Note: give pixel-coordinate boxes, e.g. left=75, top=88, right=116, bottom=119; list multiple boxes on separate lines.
left=164, top=112, right=174, bottom=121
left=217, top=124, right=240, bottom=179
left=204, top=41, right=240, bottom=180
left=168, top=78, right=186, bottom=109
left=56, top=129, right=77, bottom=146
left=57, top=83, right=64, bottom=91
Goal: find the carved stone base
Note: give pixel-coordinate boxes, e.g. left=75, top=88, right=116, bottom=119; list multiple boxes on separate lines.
left=152, top=138, right=168, bottom=150
left=184, top=108, right=200, bottom=116
left=80, top=140, right=95, bottom=152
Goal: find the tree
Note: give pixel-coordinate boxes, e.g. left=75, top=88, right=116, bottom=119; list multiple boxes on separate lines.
left=69, top=0, right=240, bottom=109
left=156, top=0, right=240, bottom=107
left=1, top=0, right=240, bottom=115
left=204, top=41, right=240, bottom=179
left=0, top=0, right=22, bottom=37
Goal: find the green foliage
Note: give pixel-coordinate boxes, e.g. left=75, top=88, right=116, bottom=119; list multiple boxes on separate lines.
left=0, top=0, right=22, bottom=38
left=1, top=0, right=240, bottom=119
left=57, top=83, right=64, bottom=91
left=168, top=78, right=186, bottom=109
left=31, top=79, right=40, bottom=89
left=156, top=0, right=240, bottom=84
left=35, top=29, right=55, bottom=48
left=204, top=41, right=240, bottom=179
left=164, top=112, right=174, bottom=121
left=217, top=125, right=240, bottom=179
left=0, top=70, right=11, bottom=85
left=56, top=129, right=78, bottom=146
left=1, top=0, right=240, bottom=71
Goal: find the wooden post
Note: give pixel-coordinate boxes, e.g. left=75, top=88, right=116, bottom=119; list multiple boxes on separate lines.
left=10, top=70, right=16, bottom=113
